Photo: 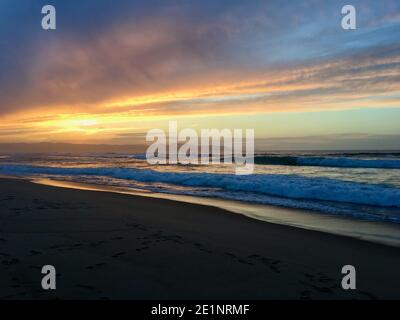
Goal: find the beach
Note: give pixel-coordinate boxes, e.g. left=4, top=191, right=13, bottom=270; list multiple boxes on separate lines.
left=1, top=177, right=399, bottom=300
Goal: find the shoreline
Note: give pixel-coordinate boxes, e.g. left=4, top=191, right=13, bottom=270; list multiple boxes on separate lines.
left=28, top=176, right=400, bottom=248
left=1, top=177, right=400, bottom=299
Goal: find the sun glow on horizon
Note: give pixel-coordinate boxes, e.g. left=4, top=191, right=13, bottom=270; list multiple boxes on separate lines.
left=0, top=1, right=399, bottom=147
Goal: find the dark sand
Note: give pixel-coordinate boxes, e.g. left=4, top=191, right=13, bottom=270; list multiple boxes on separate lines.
left=0, top=178, right=399, bottom=300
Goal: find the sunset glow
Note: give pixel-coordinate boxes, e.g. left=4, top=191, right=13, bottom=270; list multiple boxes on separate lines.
left=1, top=0, right=399, bottom=148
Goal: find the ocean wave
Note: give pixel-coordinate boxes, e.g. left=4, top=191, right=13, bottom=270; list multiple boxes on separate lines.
left=1, top=164, right=400, bottom=208
left=255, top=155, right=400, bottom=169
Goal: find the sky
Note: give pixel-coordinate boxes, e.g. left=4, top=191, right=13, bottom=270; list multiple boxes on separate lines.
left=0, top=0, right=399, bottom=149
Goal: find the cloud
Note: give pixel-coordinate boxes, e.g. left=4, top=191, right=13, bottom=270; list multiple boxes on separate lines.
left=0, top=2, right=252, bottom=114
left=0, top=0, right=399, bottom=116
left=0, top=0, right=399, bottom=146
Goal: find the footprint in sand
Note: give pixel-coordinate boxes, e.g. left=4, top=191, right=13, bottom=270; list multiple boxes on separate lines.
left=222, top=252, right=253, bottom=265
left=111, top=237, right=125, bottom=240
left=89, top=240, right=106, bottom=247
left=247, top=254, right=282, bottom=273
left=2, top=258, right=19, bottom=265
left=49, top=243, right=83, bottom=251
left=111, top=252, right=127, bottom=258
left=86, top=262, right=106, bottom=270
left=135, top=247, right=149, bottom=252
left=199, top=248, right=214, bottom=254
left=126, top=223, right=147, bottom=231
left=224, top=252, right=236, bottom=258
left=302, top=272, right=336, bottom=295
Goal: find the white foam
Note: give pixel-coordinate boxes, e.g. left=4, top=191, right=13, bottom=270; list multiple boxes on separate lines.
left=1, top=164, right=400, bottom=209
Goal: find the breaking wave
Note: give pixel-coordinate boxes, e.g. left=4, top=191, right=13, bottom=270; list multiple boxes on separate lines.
left=1, top=164, right=400, bottom=208
left=255, top=155, right=400, bottom=169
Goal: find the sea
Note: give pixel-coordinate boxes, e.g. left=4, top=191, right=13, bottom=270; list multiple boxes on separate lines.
left=1, top=150, right=400, bottom=245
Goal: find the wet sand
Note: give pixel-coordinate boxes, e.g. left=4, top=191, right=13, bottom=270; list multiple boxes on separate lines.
left=0, top=177, right=399, bottom=299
